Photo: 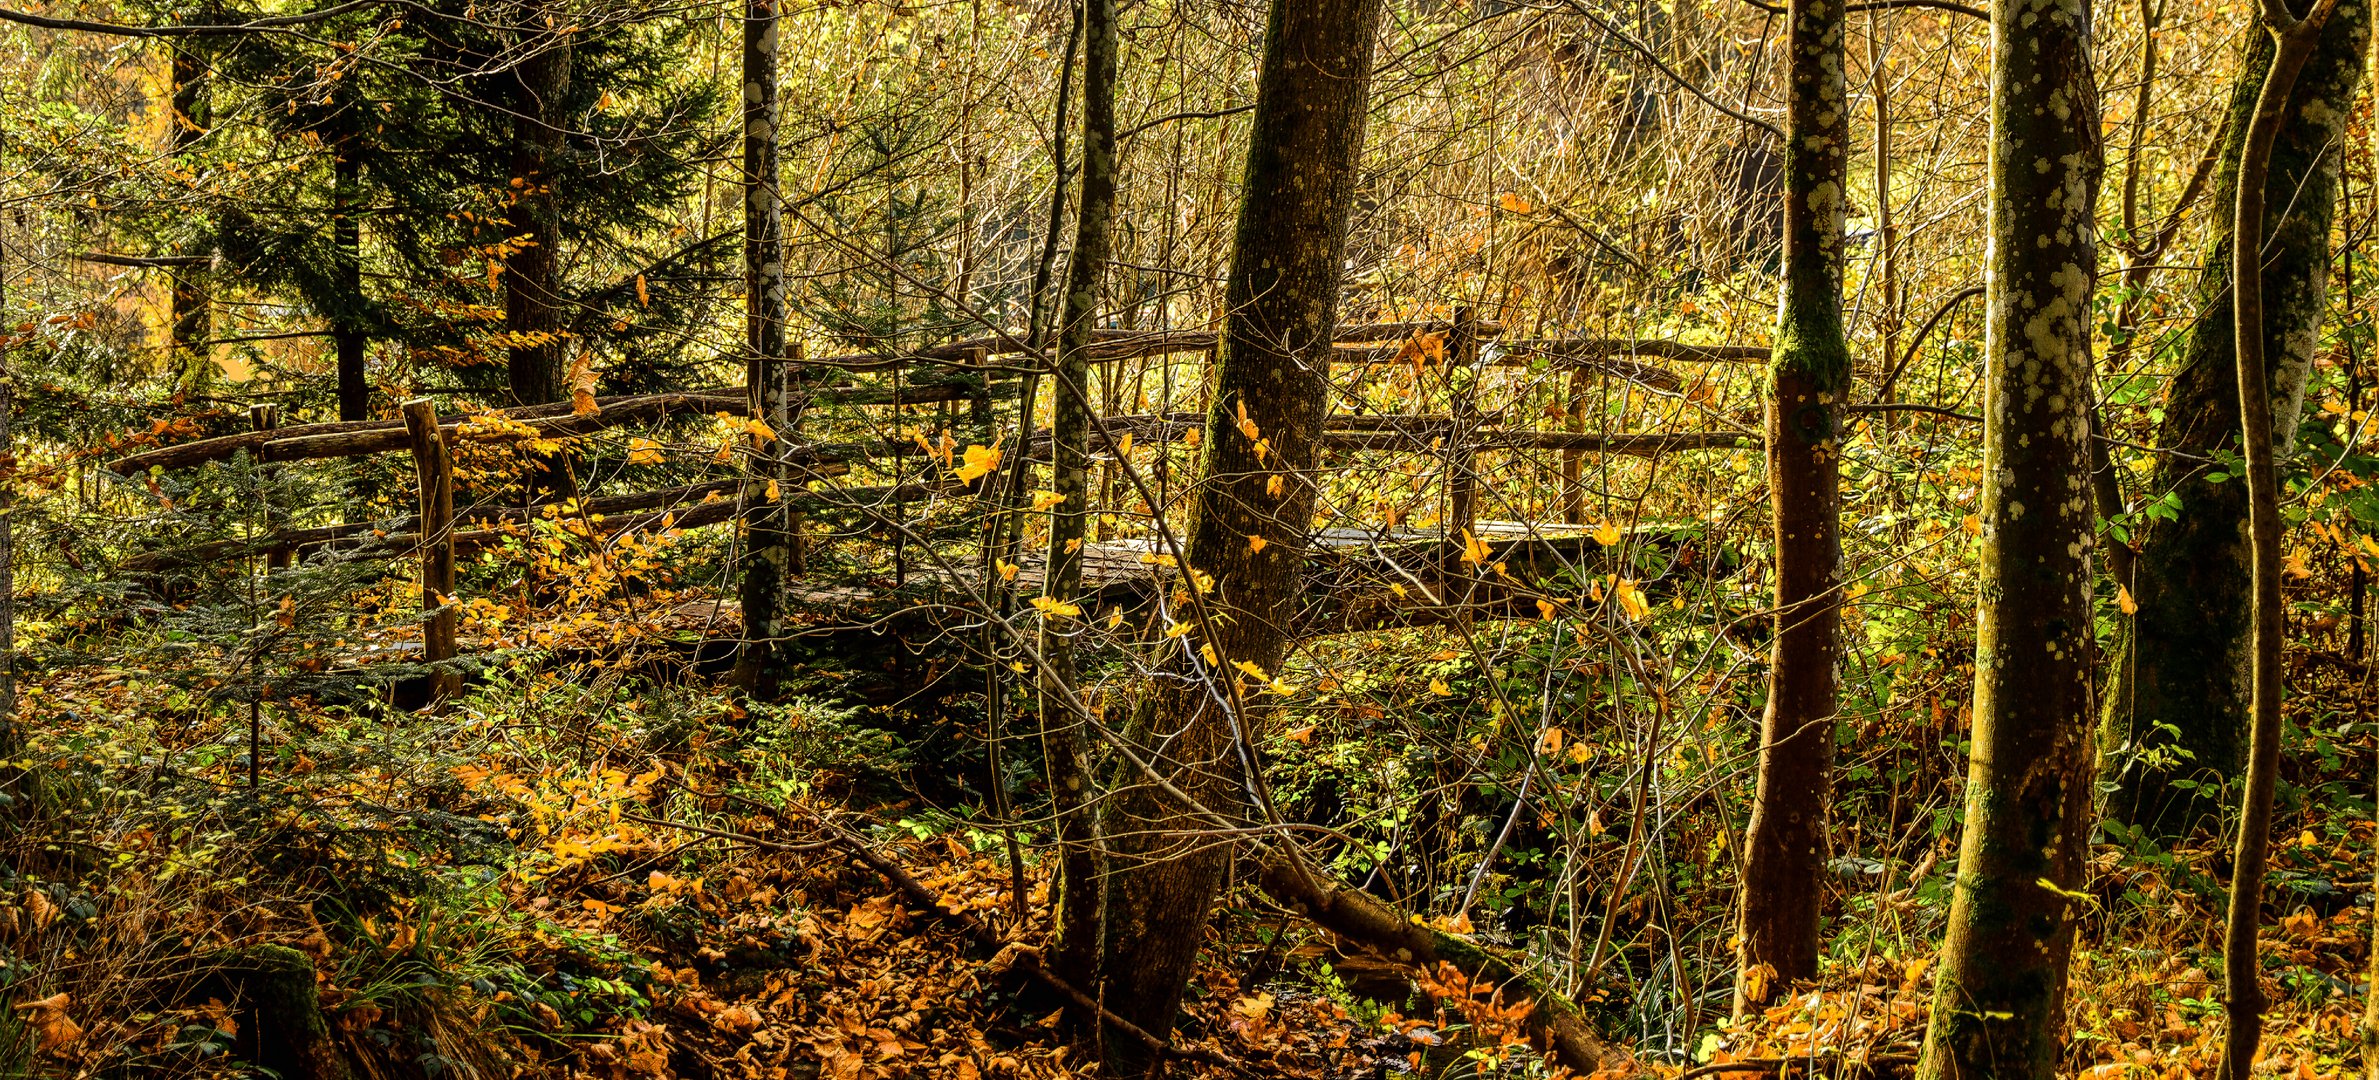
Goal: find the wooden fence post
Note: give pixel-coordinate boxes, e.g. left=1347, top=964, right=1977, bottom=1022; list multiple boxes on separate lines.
left=1446, top=307, right=1481, bottom=545
left=400, top=399, right=460, bottom=701
left=249, top=404, right=291, bottom=570
left=1561, top=368, right=1587, bottom=525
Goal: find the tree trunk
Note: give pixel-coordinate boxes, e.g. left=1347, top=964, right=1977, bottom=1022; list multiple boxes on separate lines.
left=333, top=144, right=368, bottom=422
left=2218, top=6, right=2341, bottom=1076
left=730, top=0, right=790, bottom=698
left=1040, top=0, right=1118, bottom=991
left=1914, top=0, right=2100, bottom=1071
left=1733, top=0, right=1848, bottom=1014
left=505, top=31, right=570, bottom=407
left=2103, top=0, right=2369, bottom=835
left=1088, top=0, right=1383, bottom=1072
left=169, top=45, right=211, bottom=375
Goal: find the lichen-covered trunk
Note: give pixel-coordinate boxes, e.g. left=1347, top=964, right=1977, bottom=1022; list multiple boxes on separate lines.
left=1090, top=0, right=1381, bottom=1072
left=731, top=0, right=790, bottom=697
left=1915, top=0, right=2100, bottom=1072
left=1040, top=0, right=1118, bottom=992
left=2104, top=1, right=2369, bottom=835
left=1733, top=0, right=1847, bottom=1014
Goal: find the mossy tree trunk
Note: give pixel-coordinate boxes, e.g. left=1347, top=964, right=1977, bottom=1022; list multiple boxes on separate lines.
left=1040, top=0, right=1118, bottom=992
left=731, top=0, right=790, bottom=699
left=2104, top=0, right=2369, bottom=836
left=1914, top=0, right=2100, bottom=1072
left=1088, top=0, right=1382, bottom=1072
left=2217, top=4, right=2343, bottom=1075
left=1733, top=0, right=1847, bottom=1014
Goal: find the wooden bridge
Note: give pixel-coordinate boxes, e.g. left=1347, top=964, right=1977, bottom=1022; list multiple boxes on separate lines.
left=107, top=319, right=1768, bottom=664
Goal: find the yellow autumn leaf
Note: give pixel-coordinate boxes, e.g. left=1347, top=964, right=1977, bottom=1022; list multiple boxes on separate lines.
left=1235, top=399, right=1259, bottom=440
left=1165, top=620, right=1192, bottom=638
left=1253, top=437, right=1270, bottom=464
left=2117, top=584, right=2138, bottom=615
left=1536, top=598, right=1557, bottom=620
left=1428, top=677, right=1453, bottom=697
left=634, top=273, right=649, bottom=308
left=627, top=437, right=665, bottom=466
left=742, top=417, right=777, bottom=444
left=1030, top=596, right=1082, bottom=618
left=1497, top=191, right=1534, bottom=214
left=1114, top=431, right=1134, bottom=457
left=995, top=558, right=1019, bottom=582
left=1539, top=727, right=1565, bottom=755
left=1266, top=474, right=1285, bottom=497
left=1105, top=607, right=1124, bottom=629
left=956, top=444, right=1002, bottom=482
left=1030, top=490, right=1065, bottom=511
left=1285, top=725, right=1315, bottom=745
left=764, top=478, right=780, bottom=502
left=1614, top=577, right=1651, bottom=621
left=1592, top=521, right=1622, bottom=547
left=1247, top=534, right=1269, bottom=554
left=1459, top=529, right=1492, bottom=566
left=1234, top=659, right=1269, bottom=680
left=1199, top=642, right=1219, bottom=666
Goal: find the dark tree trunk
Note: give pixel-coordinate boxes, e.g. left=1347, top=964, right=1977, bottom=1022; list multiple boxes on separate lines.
left=2103, top=0, right=2369, bottom=835
left=1914, top=0, right=2100, bottom=1072
left=1041, top=0, right=1118, bottom=991
left=1089, top=0, right=1382, bottom=1072
left=169, top=46, right=211, bottom=374
left=505, top=33, right=570, bottom=407
left=1733, top=0, right=1846, bottom=1014
left=730, top=0, right=790, bottom=698
left=333, top=146, right=368, bottom=422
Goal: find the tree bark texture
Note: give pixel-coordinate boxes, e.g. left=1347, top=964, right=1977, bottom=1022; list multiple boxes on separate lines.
left=505, top=31, right=571, bottom=407
left=2103, top=0, right=2369, bottom=835
left=1915, top=0, right=2100, bottom=1072
left=732, top=0, right=791, bottom=698
left=1041, top=0, right=1118, bottom=992
left=333, top=143, right=368, bottom=421
left=169, top=46, right=211, bottom=374
left=1089, top=0, right=1383, bottom=1072
left=1734, top=0, right=1849, bottom=1014
left=2217, top=6, right=2341, bottom=1075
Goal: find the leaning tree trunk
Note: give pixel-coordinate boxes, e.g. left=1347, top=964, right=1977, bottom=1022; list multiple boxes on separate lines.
left=1914, top=0, right=2100, bottom=1072
left=1733, top=0, right=1848, bottom=1015
left=1088, top=0, right=1383, bottom=1073
left=2103, top=0, right=2369, bottom=836
left=1040, top=0, right=1118, bottom=992
left=730, top=0, right=790, bottom=698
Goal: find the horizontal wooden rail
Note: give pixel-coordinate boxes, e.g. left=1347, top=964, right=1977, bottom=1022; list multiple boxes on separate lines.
left=106, top=378, right=985, bottom=475
left=792, top=323, right=1767, bottom=373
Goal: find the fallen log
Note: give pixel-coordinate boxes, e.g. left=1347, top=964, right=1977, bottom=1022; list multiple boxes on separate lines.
left=1255, top=849, right=1633, bottom=1075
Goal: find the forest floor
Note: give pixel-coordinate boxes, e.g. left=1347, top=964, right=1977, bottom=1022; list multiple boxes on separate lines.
left=1, top=590, right=2374, bottom=1080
